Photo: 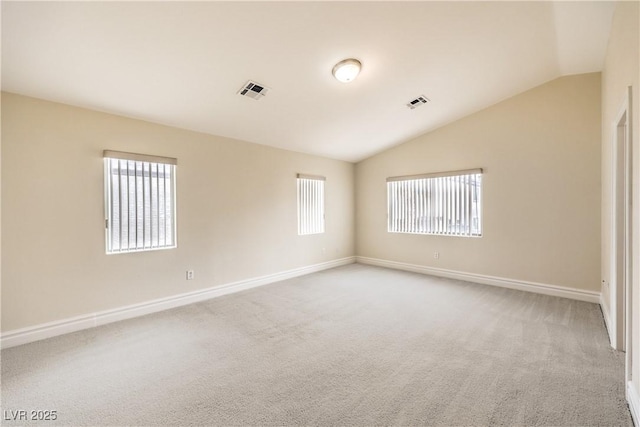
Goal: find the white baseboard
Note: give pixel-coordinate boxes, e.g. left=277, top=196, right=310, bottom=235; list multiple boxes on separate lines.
left=627, top=381, right=640, bottom=426
left=1, top=257, right=356, bottom=349
left=599, top=293, right=618, bottom=350
left=600, top=293, right=615, bottom=347
left=356, top=256, right=600, bottom=303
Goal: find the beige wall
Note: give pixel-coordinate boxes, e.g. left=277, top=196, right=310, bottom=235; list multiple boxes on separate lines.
left=1, top=92, right=355, bottom=332
left=600, top=0, right=639, bottom=395
left=356, top=73, right=601, bottom=291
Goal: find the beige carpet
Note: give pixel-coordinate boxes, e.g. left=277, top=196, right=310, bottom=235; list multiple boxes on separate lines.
left=1, top=264, right=632, bottom=426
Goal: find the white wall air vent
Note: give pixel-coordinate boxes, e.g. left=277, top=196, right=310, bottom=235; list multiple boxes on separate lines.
left=237, top=81, right=270, bottom=100
left=407, top=95, right=430, bottom=109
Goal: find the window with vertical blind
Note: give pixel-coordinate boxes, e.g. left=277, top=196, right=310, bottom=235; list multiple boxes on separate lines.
left=104, top=150, right=177, bottom=254
left=387, top=169, right=482, bottom=237
left=297, top=174, right=325, bottom=235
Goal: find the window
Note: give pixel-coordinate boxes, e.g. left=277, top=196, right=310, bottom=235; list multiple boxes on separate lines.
left=387, top=169, right=482, bottom=237
left=104, top=150, right=177, bottom=254
left=297, top=174, right=325, bottom=235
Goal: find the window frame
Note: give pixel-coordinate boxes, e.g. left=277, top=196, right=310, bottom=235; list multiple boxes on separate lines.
left=386, top=168, right=483, bottom=237
left=297, top=173, right=326, bottom=236
left=103, top=150, right=178, bottom=254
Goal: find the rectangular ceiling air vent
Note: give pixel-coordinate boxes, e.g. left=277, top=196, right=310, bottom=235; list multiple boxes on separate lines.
left=407, top=95, right=430, bottom=109
left=238, top=80, right=270, bottom=100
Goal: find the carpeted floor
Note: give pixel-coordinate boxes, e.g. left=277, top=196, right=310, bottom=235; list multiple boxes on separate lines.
left=1, top=264, right=632, bottom=426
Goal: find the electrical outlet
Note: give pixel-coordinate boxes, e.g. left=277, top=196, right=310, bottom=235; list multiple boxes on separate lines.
left=434, top=252, right=440, bottom=259
left=186, top=270, right=194, bottom=280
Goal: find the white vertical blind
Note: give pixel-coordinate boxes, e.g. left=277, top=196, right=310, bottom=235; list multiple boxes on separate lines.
left=387, top=170, right=482, bottom=237
left=104, top=152, right=177, bottom=253
left=297, top=174, right=325, bottom=235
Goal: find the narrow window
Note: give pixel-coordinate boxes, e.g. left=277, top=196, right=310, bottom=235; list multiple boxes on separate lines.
left=387, top=169, right=482, bottom=237
left=297, top=174, right=325, bottom=235
left=104, top=150, right=177, bottom=254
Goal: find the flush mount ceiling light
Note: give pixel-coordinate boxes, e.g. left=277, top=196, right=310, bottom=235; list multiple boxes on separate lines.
left=332, top=58, right=361, bottom=83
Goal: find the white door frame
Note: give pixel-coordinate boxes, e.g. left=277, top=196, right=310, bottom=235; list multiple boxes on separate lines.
left=610, top=86, right=633, bottom=381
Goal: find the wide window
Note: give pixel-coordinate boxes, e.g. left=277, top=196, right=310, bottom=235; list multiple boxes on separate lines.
left=297, top=174, right=325, bottom=235
left=387, top=169, right=482, bottom=237
left=104, top=150, right=177, bottom=254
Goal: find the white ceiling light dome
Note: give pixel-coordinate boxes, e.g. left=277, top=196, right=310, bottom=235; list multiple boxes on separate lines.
left=332, top=58, right=362, bottom=83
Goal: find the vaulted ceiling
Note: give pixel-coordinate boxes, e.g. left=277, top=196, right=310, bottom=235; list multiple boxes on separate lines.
left=2, top=1, right=614, bottom=162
